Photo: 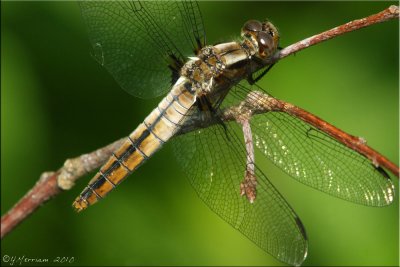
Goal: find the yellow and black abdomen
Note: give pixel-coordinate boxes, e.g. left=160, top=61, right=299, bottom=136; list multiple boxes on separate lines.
left=72, top=41, right=254, bottom=212
left=73, top=79, right=196, bottom=211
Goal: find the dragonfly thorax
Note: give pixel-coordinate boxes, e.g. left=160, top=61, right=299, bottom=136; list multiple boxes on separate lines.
left=180, top=53, right=222, bottom=95
left=179, top=20, right=279, bottom=98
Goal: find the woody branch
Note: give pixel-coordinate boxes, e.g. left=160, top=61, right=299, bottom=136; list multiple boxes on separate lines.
left=221, top=91, right=399, bottom=177
left=1, top=5, right=398, bottom=240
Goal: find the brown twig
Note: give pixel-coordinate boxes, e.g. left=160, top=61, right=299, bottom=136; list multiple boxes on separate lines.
left=1, top=5, right=398, bottom=239
left=222, top=91, right=399, bottom=177
left=270, top=5, right=399, bottom=63
left=0, top=172, right=61, bottom=240
left=281, top=104, right=399, bottom=177
left=0, top=138, right=125, bottom=239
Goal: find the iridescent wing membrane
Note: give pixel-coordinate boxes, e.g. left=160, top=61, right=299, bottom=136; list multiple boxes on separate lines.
left=173, top=81, right=394, bottom=265
left=231, top=83, right=394, bottom=207
left=252, top=113, right=394, bottom=206
left=80, top=0, right=205, bottom=98
left=172, top=118, right=308, bottom=266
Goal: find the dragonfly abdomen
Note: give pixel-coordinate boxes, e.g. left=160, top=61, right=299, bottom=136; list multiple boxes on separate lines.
left=73, top=78, right=196, bottom=212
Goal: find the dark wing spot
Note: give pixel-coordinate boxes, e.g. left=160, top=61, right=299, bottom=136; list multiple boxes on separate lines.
left=374, top=165, right=391, bottom=180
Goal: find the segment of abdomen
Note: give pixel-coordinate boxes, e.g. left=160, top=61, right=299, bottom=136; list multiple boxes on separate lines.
left=73, top=78, right=195, bottom=212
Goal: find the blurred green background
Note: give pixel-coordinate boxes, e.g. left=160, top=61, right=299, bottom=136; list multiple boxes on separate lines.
left=1, top=1, right=398, bottom=266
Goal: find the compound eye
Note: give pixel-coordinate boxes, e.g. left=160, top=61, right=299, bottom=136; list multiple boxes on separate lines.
left=243, top=20, right=262, bottom=32
left=262, top=21, right=277, bottom=37
left=257, top=31, right=273, bottom=49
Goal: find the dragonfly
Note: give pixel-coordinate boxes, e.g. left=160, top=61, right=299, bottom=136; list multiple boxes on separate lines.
left=73, top=1, right=395, bottom=266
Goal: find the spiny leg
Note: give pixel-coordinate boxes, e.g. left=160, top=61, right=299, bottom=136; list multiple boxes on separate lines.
left=197, top=95, right=230, bottom=140
left=247, top=62, right=276, bottom=85
left=239, top=119, right=257, bottom=203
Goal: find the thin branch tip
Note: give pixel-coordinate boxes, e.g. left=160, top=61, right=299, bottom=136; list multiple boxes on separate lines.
left=388, top=5, right=399, bottom=15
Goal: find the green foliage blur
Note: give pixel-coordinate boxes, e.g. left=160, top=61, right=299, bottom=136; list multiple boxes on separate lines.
left=1, top=1, right=398, bottom=266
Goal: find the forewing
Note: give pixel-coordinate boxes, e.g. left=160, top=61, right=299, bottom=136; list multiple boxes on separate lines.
left=172, top=115, right=308, bottom=266
left=232, top=83, right=395, bottom=206
left=80, top=1, right=205, bottom=98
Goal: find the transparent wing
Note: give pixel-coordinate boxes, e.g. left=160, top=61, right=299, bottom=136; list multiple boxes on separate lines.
left=231, top=83, right=394, bottom=206
left=172, top=111, right=308, bottom=266
left=80, top=1, right=205, bottom=98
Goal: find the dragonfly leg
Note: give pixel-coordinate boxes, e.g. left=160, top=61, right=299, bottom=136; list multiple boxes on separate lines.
left=239, top=119, right=257, bottom=203
left=247, top=62, right=276, bottom=85
left=197, top=95, right=230, bottom=141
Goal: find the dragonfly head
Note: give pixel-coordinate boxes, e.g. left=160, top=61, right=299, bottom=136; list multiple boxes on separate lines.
left=241, top=20, right=279, bottom=59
